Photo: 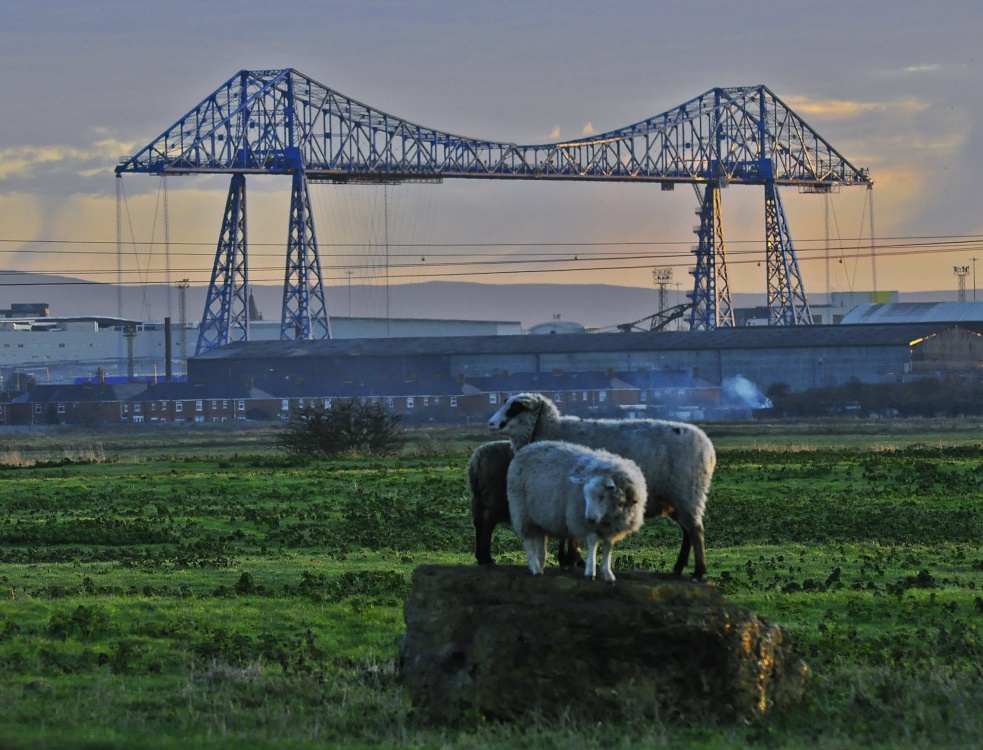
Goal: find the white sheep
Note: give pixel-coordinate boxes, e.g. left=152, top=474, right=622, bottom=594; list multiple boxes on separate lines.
left=489, top=392, right=715, bottom=579
left=467, top=440, right=582, bottom=568
left=507, top=440, right=647, bottom=583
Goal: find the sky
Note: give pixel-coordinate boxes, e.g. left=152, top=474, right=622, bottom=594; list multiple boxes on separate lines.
left=2, top=0, right=983, bottom=322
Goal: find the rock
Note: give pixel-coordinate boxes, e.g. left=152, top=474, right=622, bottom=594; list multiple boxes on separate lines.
left=398, top=565, right=808, bottom=724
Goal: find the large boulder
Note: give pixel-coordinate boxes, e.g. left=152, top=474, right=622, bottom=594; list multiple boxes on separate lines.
left=398, top=565, right=808, bottom=724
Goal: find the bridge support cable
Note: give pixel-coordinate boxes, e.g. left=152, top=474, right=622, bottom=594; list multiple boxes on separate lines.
left=867, top=184, right=877, bottom=294
left=197, top=172, right=250, bottom=354
left=281, top=170, right=331, bottom=341
left=688, top=183, right=734, bottom=331
left=764, top=181, right=812, bottom=325
left=115, top=174, right=124, bottom=363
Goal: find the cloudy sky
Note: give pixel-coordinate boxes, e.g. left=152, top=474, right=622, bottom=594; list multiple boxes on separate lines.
left=2, top=0, right=982, bottom=321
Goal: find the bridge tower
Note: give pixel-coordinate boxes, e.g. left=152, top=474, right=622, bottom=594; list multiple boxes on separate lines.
left=688, top=184, right=735, bottom=330
left=764, top=181, right=813, bottom=324
left=281, top=170, right=331, bottom=340
left=198, top=173, right=249, bottom=352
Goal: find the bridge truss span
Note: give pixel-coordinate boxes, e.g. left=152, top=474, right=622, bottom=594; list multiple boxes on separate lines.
left=115, top=68, right=873, bottom=349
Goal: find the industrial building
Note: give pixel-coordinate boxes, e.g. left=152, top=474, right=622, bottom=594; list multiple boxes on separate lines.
left=178, top=322, right=983, bottom=423
left=0, top=313, right=522, bottom=388
left=4, top=293, right=983, bottom=427
left=190, top=323, right=983, bottom=394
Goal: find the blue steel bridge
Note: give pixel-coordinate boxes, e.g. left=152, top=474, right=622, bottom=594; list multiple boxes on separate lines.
left=114, top=68, right=872, bottom=353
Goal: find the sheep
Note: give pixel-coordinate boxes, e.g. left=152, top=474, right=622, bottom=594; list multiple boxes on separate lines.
left=507, top=440, right=646, bottom=583
left=488, top=392, right=715, bottom=580
left=467, top=440, right=582, bottom=568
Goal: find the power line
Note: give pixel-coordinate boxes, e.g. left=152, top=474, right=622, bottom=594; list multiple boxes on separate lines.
left=3, top=233, right=983, bottom=249
left=4, top=231, right=983, bottom=287
left=2, top=238, right=983, bottom=287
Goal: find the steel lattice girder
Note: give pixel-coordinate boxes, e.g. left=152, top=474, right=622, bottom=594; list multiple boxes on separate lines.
left=197, top=173, right=249, bottom=353
left=280, top=171, right=330, bottom=341
left=764, top=182, right=813, bottom=326
left=688, top=184, right=735, bottom=331
left=116, top=69, right=872, bottom=189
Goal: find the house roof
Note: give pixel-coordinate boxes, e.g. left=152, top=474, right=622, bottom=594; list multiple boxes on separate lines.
left=841, top=302, right=983, bottom=326
left=10, top=383, right=119, bottom=403
left=126, top=381, right=253, bottom=401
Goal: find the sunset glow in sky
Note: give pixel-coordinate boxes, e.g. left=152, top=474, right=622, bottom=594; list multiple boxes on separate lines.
left=2, top=0, right=983, bottom=321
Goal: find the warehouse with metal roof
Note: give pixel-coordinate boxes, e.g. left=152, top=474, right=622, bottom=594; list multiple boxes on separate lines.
left=189, top=322, right=983, bottom=397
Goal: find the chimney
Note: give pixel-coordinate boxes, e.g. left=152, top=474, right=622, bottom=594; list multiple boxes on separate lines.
left=164, top=317, right=173, bottom=383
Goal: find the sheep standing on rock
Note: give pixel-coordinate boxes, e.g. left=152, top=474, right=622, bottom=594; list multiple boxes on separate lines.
left=467, top=441, right=515, bottom=566
left=507, top=441, right=646, bottom=583
left=488, top=392, right=715, bottom=579
left=467, top=440, right=581, bottom=568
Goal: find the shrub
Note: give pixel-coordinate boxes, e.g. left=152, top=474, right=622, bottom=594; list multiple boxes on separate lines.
left=278, top=399, right=406, bottom=458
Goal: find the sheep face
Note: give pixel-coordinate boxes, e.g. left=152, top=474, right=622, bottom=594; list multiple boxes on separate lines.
left=487, top=393, right=537, bottom=432
left=569, top=468, right=641, bottom=583
left=573, top=472, right=637, bottom=532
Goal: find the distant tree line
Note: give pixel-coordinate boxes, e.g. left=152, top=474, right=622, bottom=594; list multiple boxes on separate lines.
left=765, top=376, right=983, bottom=419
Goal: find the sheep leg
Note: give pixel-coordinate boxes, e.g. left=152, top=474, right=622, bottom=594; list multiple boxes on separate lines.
left=474, top=517, right=496, bottom=565
left=523, top=537, right=544, bottom=575
left=584, top=533, right=600, bottom=580
left=672, top=528, right=692, bottom=577
left=598, top=539, right=617, bottom=583
left=557, top=538, right=584, bottom=570
left=672, top=513, right=707, bottom=579
left=691, top=520, right=707, bottom=580
left=536, top=536, right=548, bottom=572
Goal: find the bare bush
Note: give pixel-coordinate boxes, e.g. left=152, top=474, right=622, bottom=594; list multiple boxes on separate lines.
left=278, top=399, right=406, bottom=458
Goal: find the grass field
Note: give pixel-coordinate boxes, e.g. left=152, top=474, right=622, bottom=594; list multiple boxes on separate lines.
left=0, top=420, right=981, bottom=749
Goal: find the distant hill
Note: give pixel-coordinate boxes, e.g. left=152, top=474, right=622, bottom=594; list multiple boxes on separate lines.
left=0, top=270, right=958, bottom=330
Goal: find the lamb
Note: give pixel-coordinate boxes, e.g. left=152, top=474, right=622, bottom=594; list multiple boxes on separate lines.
left=467, top=440, right=581, bottom=568
left=507, top=440, right=646, bottom=583
left=488, top=392, right=715, bottom=579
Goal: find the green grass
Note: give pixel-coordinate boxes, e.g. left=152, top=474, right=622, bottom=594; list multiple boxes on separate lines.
left=0, top=423, right=981, bottom=748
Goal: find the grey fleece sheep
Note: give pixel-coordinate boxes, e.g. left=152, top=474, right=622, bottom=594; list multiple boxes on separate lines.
left=507, top=441, right=647, bottom=583
left=488, top=392, right=715, bottom=579
left=467, top=440, right=581, bottom=568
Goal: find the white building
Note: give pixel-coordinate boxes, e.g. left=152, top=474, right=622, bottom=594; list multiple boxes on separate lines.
left=0, top=314, right=522, bottom=386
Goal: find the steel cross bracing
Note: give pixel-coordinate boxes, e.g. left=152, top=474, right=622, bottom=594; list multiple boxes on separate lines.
left=197, top=173, right=249, bottom=353
left=764, top=182, right=813, bottom=325
left=281, top=170, right=331, bottom=341
left=115, top=69, right=872, bottom=345
left=688, top=184, right=735, bottom=331
left=116, top=69, right=870, bottom=187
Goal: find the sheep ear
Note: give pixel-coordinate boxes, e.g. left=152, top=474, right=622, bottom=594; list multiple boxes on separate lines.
left=517, top=396, right=536, bottom=410
left=568, top=456, right=592, bottom=484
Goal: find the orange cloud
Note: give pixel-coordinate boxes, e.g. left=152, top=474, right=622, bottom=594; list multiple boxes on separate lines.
left=783, top=95, right=928, bottom=120
left=0, top=139, right=136, bottom=180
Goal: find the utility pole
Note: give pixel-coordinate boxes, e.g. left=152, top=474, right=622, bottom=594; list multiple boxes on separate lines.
left=973, top=257, right=978, bottom=301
